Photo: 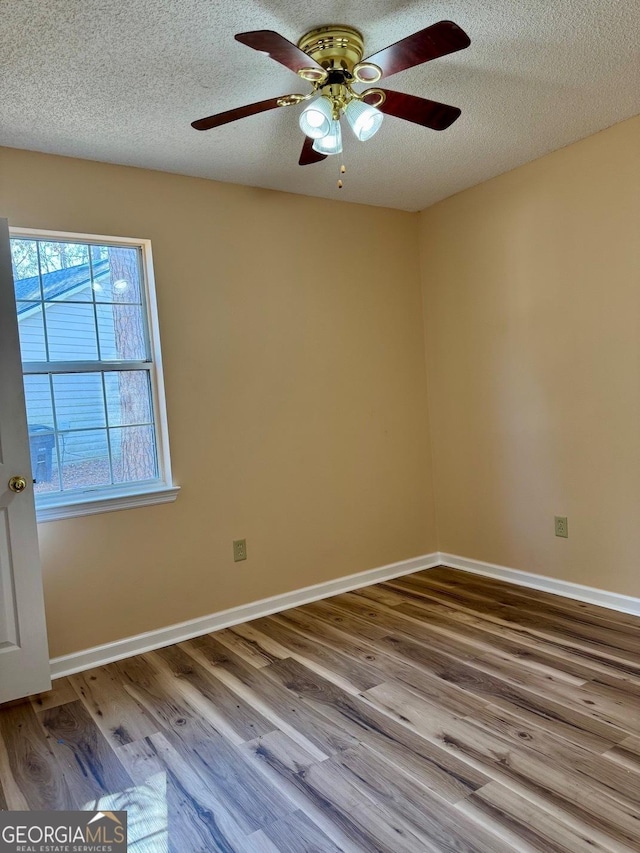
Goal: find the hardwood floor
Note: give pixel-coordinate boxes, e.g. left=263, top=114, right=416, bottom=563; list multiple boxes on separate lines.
left=2, top=566, right=640, bottom=852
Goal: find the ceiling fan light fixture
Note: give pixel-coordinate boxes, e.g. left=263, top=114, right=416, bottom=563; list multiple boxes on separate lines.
left=345, top=99, right=384, bottom=141
left=193, top=22, right=471, bottom=167
left=312, top=120, right=342, bottom=155
left=299, top=96, right=333, bottom=139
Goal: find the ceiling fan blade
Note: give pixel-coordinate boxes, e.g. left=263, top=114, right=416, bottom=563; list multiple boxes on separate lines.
left=366, top=89, right=461, bottom=130
left=235, top=30, right=324, bottom=74
left=191, top=97, right=285, bottom=131
left=362, top=20, right=470, bottom=79
left=299, top=136, right=327, bottom=166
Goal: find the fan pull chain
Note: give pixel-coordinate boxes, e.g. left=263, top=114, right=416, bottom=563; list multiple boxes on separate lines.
left=337, top=163, right=346, bottom=189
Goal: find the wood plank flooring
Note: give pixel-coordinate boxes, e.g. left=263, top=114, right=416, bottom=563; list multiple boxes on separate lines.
left=2, top=566, right=640, bottom=852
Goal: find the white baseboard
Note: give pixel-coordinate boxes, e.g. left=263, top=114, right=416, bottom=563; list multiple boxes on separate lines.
left=51, top=549, right=640, bottom=679
left=439, top=552, right=640, bottom=617
left=50, top=552, right=440, bottom=679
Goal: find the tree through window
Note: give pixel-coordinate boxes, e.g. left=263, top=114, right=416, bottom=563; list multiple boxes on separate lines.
left=10, top=230, right=173, bottom=514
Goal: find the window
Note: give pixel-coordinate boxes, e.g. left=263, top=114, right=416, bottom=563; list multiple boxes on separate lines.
left=10, top=228, right=178, bottom=521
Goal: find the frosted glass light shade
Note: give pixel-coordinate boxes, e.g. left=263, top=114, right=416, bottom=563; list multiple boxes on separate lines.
left=345, top=99, right=384, bottom=141
left=312, top=120, right=342, bottom=155
left=299, top=97, right=333, bottom=139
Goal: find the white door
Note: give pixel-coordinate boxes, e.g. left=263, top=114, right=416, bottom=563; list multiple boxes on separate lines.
left=0, top=218, right=51, bottom=702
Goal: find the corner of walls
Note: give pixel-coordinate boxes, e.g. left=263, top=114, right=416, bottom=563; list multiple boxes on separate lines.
left=2, top=145, right=440, bottom=657
left=414, top=116, right=640, bottom=600
left=416, top=208, right=441, bottom=552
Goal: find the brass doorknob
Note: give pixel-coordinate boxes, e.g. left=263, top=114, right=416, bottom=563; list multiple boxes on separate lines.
left=8, top=476, right=27, bottom=493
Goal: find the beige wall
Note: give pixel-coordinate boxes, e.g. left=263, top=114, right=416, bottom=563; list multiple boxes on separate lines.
left=0, top=147, right=437, bottom=657
left=2, top=114, right=637, bottom=659
left=420, top=116, right=640, bottom=597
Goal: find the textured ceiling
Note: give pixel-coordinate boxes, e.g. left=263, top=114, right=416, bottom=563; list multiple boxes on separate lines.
left=1, top=1, right=638, bottom=211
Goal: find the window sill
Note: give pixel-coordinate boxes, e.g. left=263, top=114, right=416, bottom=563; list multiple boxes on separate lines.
left=36, top=485, right=180, bottom=523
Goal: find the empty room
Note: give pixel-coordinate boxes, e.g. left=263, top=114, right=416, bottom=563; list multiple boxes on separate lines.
left=0, top=2, right=639, bottom=851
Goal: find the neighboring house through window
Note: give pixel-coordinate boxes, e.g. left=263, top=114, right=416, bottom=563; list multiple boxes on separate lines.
left=10, top=229, right=178, bottom=521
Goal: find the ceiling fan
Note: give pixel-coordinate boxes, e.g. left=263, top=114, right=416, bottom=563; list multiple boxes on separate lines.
left=192, top=21, right=470, bottom=166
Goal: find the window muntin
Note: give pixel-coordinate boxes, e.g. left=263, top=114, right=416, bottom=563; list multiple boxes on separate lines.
left=10, top=231, right=172, bottom=511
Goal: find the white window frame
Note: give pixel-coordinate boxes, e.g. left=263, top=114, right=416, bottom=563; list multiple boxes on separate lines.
left=10, top=227, right=179, bottom=522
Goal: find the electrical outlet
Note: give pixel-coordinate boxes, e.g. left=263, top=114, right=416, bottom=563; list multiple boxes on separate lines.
left=554, top=516, right=568, bottom=538
left=233, top=539, right=247, bottom=561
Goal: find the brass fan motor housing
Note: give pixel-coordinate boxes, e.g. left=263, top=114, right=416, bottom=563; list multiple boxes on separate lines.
left=298, top=25, right=365, bottom=73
